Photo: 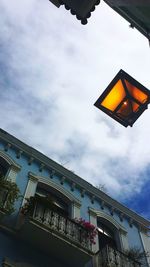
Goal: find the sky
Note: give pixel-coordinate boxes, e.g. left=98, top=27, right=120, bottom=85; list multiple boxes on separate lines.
left=0, top=0, right=150, bottom=220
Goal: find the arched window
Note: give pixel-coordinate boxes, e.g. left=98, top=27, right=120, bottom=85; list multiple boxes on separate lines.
left=23, top=173, right=81, bottom=223
left=89, top=208, right=129, bottom=252
left=35, top=182, right=70, bottom=217
left=0, top=150, right=21, bottom=182
left=0, top=152, right=21, bottom=213
left=0, top=157, right=10, bottom=179
left=97, top=220, right=117, bottom=250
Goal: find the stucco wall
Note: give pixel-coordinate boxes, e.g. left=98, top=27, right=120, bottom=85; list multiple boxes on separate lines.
left=0, top=137, right=149, bottom=267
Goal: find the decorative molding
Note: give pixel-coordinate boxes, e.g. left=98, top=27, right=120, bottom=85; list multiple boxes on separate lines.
left=129, top=218, right=133, bottom=228
left=81, top=188, right=85, bottom=198
left=16, top=150, right=23, bottom=159
left=60, top=176, right=66, bottom=185
left=39, top=163, right=44, bottom=172
left=91, top=195, right=95, bottom=204
left=28, top=157, right=34, bottom=165
left=101, top=200, right=105, bottom=210
left=50, top=169, right=55, bottom=179
left=0, top=129, right=149, bottom=229
left=0, top=150, right=21, bottom=171
left=110, top=206, right=115, bottom=216
left=89, top=208, right=129, bottom=251
left=119, top=212, right=124, bottom=222
left=89, top=208, right=127, bottom=235
left=0, top=150, right=21, bottom=182
left=28, top=172, right=39, bottom=183
left=73, top=201, right=81, bottom=209
left=4, top=143, right=12, bottom=152
left=71, top=182, right=76, bottom=192
left=88, top=208, right=97, bottom=218
left=28, top=172, right=81, bottom=207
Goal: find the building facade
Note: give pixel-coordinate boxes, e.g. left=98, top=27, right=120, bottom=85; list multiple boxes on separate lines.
left=0, top=128, right=149, bottom=267
left=103, top=0, right=150, bottom=40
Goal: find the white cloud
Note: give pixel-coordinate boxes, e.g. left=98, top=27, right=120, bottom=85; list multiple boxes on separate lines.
left=0, top=0, right=150, bottom=204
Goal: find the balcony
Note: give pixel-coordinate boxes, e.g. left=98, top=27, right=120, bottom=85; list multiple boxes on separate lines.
left=19, top=197, right=94, bottom=267
left=32, top=200, right=92, bottom=250
left=94, top=245, right=141, bottom=267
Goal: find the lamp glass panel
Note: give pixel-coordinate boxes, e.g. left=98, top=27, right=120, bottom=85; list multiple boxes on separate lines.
left=117, top=99, right=132, bottom=118
left=117, top=99, right=139, bottom=118
left=132, top=101, right=140, bottom=112
left=125, top=80, right=148, bottom=104
left=101, top=80, right=126, bottom=111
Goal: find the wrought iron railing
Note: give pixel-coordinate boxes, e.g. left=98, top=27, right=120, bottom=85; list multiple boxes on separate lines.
left=97, top=245, right=141, bottom=267
left=31, top=201, right=92, bottom=251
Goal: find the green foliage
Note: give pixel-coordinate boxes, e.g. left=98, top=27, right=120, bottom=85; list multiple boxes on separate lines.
left=125, top=247, right=149, bottom=265
left=21, top=194, right=63, bottom=216
left=96, top=183, right=107, bottom=193
left=0, top=176, right=20, bottom=214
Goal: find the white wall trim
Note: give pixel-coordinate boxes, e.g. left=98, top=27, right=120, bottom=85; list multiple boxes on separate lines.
left=0, top=150, right=21, bottom=170
left=0, top=150, right=21, bottom=182
left=26, top=172, right=81, bottom=219
left=28, top=172, right=81, bottom=206
left=89, top=208, right=129, bottom=251
left=89, top=208, right=127, bottom=234
left=140, top=229, right=150, bottom=267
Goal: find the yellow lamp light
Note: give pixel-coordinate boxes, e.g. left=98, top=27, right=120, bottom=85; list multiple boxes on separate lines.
left=94, top=70, right=150, bottom=127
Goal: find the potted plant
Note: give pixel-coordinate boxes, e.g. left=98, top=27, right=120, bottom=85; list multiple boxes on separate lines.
left=125, top=247, right=149, bottom=266
left=0, top=175, right=20, bottom=215
left=74, top=218, right=98, bottom=245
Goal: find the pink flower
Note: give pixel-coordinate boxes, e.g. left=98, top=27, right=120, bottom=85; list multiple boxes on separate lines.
left=75, top=218, right=98, bottom=244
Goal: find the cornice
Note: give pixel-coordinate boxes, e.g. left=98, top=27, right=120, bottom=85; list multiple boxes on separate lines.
left=28, top=172, right=81, bottom=206
left=89, top=208, right=127, bottom=234
left=0, top=129, right=149, bottom=229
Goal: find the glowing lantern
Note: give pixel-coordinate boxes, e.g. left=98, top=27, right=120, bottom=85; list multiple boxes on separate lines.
left=94, top=70, right=150, bottom=127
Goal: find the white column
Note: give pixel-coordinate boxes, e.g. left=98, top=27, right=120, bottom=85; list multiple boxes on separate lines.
left=89, top=209, right=99, bottom=253
left=140, top=230, right=150, bottom=267
left=72, top=202, right=81, bottom=219
left=119, top=229, right=129, bottom=251
left=22, top=173, right=39, bottom=206
left=7, top=165, right=20, bottom=182
left=16, top=174, right=39, bottom=229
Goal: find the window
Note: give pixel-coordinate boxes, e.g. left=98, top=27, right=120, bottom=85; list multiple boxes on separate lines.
left=0, top=150, right=21, bottom=183
left=25, top=172, right=81, bottom=221
left=0, top=158, right=10, bottom=179
left=0, top=158, right=10, bottom=209
left=0, top=153, right=20, bottom=214
left=35, top=182, right=70, bottom=217
left=97, top=221, right=117, bottom=250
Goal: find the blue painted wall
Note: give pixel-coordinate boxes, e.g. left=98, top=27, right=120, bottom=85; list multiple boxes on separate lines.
left=0, top=230, right=64, bottom=267
left=0, top=137, right=148, bottom=267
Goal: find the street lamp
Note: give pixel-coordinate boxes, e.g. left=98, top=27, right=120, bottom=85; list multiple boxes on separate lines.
left=94, top=70, right=150, bottom=127
left=49, top=0, right=100, bottom=24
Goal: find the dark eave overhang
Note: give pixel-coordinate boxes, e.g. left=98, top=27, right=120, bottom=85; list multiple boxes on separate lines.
left=49, top=0, right=101, bottom=24
left=0, top=128, right=149, bottom=229
left=103, top=0, right=150, bottom=40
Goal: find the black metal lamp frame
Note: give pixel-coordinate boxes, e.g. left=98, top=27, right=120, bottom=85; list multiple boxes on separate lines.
left=94, top=69, right=150, bottom=127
